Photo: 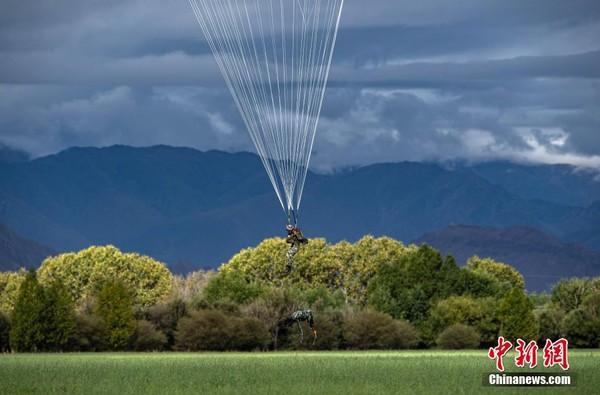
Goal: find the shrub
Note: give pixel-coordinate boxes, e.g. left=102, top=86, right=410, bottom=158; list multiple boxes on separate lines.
left=229, top=317, right=270, bottom=351
left=436, top=324, right=480, bottom=349
left=71, top=313, right=106, bottom=351
left=343, top=310, right=419, bottom=350
left=175, top=310, right=231, bottom=351
left=147, top=299, right=188, bottom=349
left=287, top=312, right=343, bottom=351
left=134, top=320, right=168, bottom=351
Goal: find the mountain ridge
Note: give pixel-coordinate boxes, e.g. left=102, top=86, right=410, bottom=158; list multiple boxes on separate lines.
left=0, top=144, right=598, bottom=288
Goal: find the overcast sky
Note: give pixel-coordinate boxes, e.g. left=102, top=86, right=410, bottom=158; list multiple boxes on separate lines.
left=1, top=0, right=599, bottom=172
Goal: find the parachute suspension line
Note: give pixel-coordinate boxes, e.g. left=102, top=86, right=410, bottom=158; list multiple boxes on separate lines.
left=189, top=0, right=344, bottom=215
left=297, top=0, right=344, bottom=209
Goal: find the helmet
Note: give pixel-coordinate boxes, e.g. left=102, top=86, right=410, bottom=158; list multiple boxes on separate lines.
left=286, top=224, right=293, bottom=231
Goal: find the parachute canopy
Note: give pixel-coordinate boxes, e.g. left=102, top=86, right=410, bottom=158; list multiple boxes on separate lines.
left=189, top=0, right=344, bottom=219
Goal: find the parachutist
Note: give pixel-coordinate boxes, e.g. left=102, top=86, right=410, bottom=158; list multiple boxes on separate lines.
left=279, top=309, right=317, bottom=344
left=284, top=223, right=308, bottom=275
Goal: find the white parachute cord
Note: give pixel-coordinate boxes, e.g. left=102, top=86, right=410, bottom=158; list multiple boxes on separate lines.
left=202, top=0, right=286, bottom=209
left=189, top=0, right=344, bottom=214
left=297, top=0, right=343, bottom=210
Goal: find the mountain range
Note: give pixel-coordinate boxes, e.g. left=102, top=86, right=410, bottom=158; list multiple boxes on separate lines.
left=0, top=145, right=598, bottom=291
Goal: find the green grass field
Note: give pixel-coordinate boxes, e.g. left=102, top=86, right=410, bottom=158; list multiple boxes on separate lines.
left=0, top=350, right=597, bottom=394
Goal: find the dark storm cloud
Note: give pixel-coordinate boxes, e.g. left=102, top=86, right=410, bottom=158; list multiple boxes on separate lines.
left=1, top=0, right=599, bottom=170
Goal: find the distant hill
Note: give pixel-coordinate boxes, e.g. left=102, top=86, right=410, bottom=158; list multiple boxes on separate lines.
left=413, top=225, right=600, bottom=292
left=0, top=220, right=56, bottom=272
left=0, top=144, right=29, bottom=163
left=457, top=161, right=600, bottom=207
left=0, top=145, right=598, bottom=278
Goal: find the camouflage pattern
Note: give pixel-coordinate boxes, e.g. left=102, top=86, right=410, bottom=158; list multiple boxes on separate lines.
left=284, top=227, right=308, bottom=274
left=280, top=309, right=317, bottom=344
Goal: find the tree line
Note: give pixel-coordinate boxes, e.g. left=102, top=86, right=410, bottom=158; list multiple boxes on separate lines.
left=0, top=239, right=598, bottom=352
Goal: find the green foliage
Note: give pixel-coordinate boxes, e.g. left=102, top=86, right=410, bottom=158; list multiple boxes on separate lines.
left=430, top=296, right=499, bottom=346
left=72, top=313, right=106, bottom=351
left=528, top=291, right=551, bottom=308
left=175, top=309, right=269, bottom=351
left=218, top=236, right=411, bottom=305
left=343, top=310, right=420, bottom=350
left=147, top=299, right=188, bottom=348
left=241, top=286, right=304, bottom=349
left=367, top=244, right=462, bottom=323
left=0, top=269, right=27, bottom=316
left=551, top=277, right=596, bottom=312
left=289, top=311, right=343, bottom=350
left=498, top=287, right=539, bottom=343
left=43, top=280, right=77, bottom=350
left=535, top=306, right=565, bottom=343
left=134, top=320, right=167, bottom=351
left=467, top=256, right=525, bottom=289
left=201, top=270, right=264, bottom=305
left=229, top=317, right=271, bottom=351
left=341, top=236, right=411, bottom=305
left=453, top=269, right=505, bottom=298
left=300, top=284, right=346, bottom=310
left=38, top=245, right=172, bottom=308
left=93, top=279, right=136, bottom=350
left=9, top=269, right=76, bottom=352
left=560, top=292, right=600, bottom=348
left=0, top=313, right=9, bottom=352
left=436, top=324, right=481, bottom=349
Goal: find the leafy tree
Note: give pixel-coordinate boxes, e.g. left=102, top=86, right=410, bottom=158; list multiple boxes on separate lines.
left=454, top=269, right=504, bottom=298
left=498, top=287, right=539, bottom=343
left=41, top=280, right=77, bottom=351
left=467, top=256, right=524, bottom=289
left=551, top=277, right=593, bottom=312
left=342, top=236, right=410, bottom=305
left=343, top=310, right=420, bottom=350
left=0, top=269, right=27, bottom=316
left=535, top=306, right=565, bottom=343
left=93, top=279, right=136, bottom=350
left=201, top=270, right=264, bottom=305
left=218, top=236, right=410, bottom=305
left=367, top=244, right=461, bottom=323
left=436, top=324, right=481, bottom=349
left=0, top=313, right=9, bottom=352
left=528, top=291, right=551, bottom=308
left=561, top=310, right=599, bottom=348
left=38, top=245, right=172, bottom=308
left=560, top=292, right=600, bottom=348
left=9, top=270, right=45, bottom=351
left=430, top=296, right=499, bottom=346
left=7, top=270, right=74, bottom=352
left=170, top=270, right=212, bottom=303
left=147, top=299, right=188, bottom=349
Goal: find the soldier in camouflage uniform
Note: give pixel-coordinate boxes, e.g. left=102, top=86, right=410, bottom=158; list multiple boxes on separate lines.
left=280, top=309, right=317, bottom=344
left=284, top=223, right=308, bottom=275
